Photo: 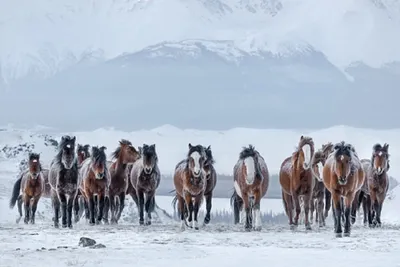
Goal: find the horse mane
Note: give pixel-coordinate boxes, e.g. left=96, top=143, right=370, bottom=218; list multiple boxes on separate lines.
left=28, top=152, right=42, bottom=171
left=112, top=139, right=132, bottom=160
left=321, top=142, right=334, bottom=155
left=312, top=150, right=324, bottom=164
left=333, top=141, right=353, bottom=160
left=187, top=144, right=205, bottom=158
left=204, top=145, right=215, bottom=165
left=53, top=135, right=76, bottom=169
left=91, top=146, right=107, bottom=166
left=142, top=144, right=158, bottom=162
left=239, top=145, right=258, bottom=160
left=78, top=144, right=91, bottom=155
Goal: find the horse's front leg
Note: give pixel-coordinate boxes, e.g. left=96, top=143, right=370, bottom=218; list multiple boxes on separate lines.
left=183, top=191, right=194, bottom=227
left=52, top=193, right=60, bottom=228
left=344, top=193, right=355, bottom=237
left=366, top=195, right=373, bottom=227
left=73, top=194, right=80, bottom=223
left=88, top=194, right=96, bottom=226
left=66, top=194, right=74, bottom=228
left=58, top=192, right=68, bottom=228
left=241, top=192, right=252, bottom=231
left=370, top=191, right=378, bottom=227
left=192, top=193, right=203, bottom=230
left=96, top=194, right=105, bottom=225
left=332, top=192, right=343, bottom=237
left=144, top=193, right=154, bottom=226
left=116, top=192, right=126, bottom=222
left=177, top=195, right=186, bottom=230
left=317, top=194, right=325, bottom=227
left=310, top=197, right=315, bottom=223
left=253, top=191, right=262, bottom=231
left=350, top=191, right=360, bottom=225
left=204, top=192, right=213, bottom=225
left=23, top=195, right=31, bottom=224
left=374, top=196, right=384, bottom=227
left=324, top=188, right=331, bottom=218
left=291, top=191, right=301, bottom=228
left=30, top=196, right=40, bottom=224
left=102, top=196, right=110, bottom=224
left=109, top=194, right=117, bottom=224
left=303, top=193, right=312, bottom=230
left=138, top=190, right=145, bottom=225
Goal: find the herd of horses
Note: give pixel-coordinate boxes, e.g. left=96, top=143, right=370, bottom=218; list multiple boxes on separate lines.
left=7, top=134, right=390, bottom=237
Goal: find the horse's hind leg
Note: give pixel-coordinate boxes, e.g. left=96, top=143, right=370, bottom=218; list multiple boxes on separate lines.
left=23, top=195, right=31, bottom=224
left=324, top=188, right=331, bottom=218
left=203, top=193, right=213, bottom=225
left=282, top=192, right=294, bottom=228
left=16, top=196, right=23, bottom=224
left=302, top=194, right=312, bottom=231
left=310, top=197, right=315, bottom=224
left=116, top=192, right=126, bottom=222
left=30, top=196, right=40, bottom=224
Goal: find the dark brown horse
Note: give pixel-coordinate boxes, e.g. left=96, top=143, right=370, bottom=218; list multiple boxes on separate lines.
left=314, top=141, right=364, bottom=237
left=129, top=144, right=161, bottom=225
left=104, top=139, right=140, bottom=224
left=230, top=145, right=269, bottom=231
left=77, top=144, right=91, bottom=166
left=79, top=146, right=109, bottom=225
left=48, top=135, right=79, bottom=228
left=10, top=153, right=45, bottom=224
left=358, top=143, right=390, bottom=227
left=173, top=144, right=207, bottom=230
left=73, top=144, right=91, bottom=222
left=279, top=136, right=315, bottom=230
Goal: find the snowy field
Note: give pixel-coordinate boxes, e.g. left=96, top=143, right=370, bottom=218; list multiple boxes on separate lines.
left=1, top=125, right=400, bottom=266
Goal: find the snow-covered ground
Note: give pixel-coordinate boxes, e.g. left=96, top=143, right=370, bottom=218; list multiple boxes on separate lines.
left=1, top=124, right=400, bottom=266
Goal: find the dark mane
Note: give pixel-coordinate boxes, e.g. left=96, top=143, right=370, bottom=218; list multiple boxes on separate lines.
left=239, top=145, right=258, bottom=160
left=112, top=139, right=132, bottom=159
left=204, top=145, right=215, bottom=165
left=187, top=144, right=205, bottom=159
left=91, top=146, right=107, bottom=166
left=333, top=141, right=352, bottom=159
left=78, top=144, right=91, bottom=156
left=29, top=153, right=40, bottom=161
left=313, top=150, right=325, bottom=164
left=321, top=142, right=334, bottom=155
left=54, top=135, right=76, bottom=167
left=142, top=144, right=158, bottom=162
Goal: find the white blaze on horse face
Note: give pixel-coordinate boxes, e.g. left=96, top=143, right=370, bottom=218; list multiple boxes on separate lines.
left=378, top=151, right=383, bottom=156
left=302, top=144, right=311, bottom=169
left=340, top=155, right=344, bottom=161
left=244, top=157, right=256, bottom=184
left=191, top=151, right=201, bottom=177
left=317, top=162, right=324, bottom=181
left=32, top=159, right=38, bottom=163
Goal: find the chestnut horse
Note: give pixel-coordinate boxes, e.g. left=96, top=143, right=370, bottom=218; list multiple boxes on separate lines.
left=314, top=141, right=364, bottom=237
left=173, top=144, right=207, bottom=230
left=103, top=139, right=140, bottom=224
left=279, top=136, right=315, bottom=230
left=79, top=146, right=109, bottom=225
left=358, top=143, right=390, bottom=227
left=9, top=153, right=45, bottom=224
left=48, top=135, right=79, bottom=228
left=129, top=144, right=161, bottom=225
left=230, top=145, right=269, bottom=231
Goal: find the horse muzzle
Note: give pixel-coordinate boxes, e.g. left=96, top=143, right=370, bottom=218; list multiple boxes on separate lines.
left=31, top=172, right=39, bottom=179
left=375, top=167, right=384, bottom=175
left=338, top=176, right=347, bottom=185
left=144, top=167, right=152, bottom=175
left=193, top=170, right=201, bottom=177
left=95, top=172, right=105, bottom=179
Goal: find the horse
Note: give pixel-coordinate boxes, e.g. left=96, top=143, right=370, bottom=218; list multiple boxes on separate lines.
left=230, top=145, right=269, bottom=231
left=9, top=153, right=45, bottom=224
left=73, top=144, right=91, bottom=222
left=314, top=141, right=365, bottom=237
left=173, top=144, right=207, bottom=230
left=309, top=150, right=327, bottom=227
left=48, top=135, right=79, bottom=228
left=358, top=143, right=390, bottom=227
left=279, top=136, right=315, bottom=230
left=171, top=145, right=217, bottom=226
left=129, top=144, right=161, bottom=225
left=103, top=139, right=141, bottom=224
left=79, top=146, right=109, bottom=225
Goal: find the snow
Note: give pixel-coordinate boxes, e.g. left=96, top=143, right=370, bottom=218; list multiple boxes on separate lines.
left=1, top=0, right=400, bottom=82
left=2, top=124, right=400, bottom=265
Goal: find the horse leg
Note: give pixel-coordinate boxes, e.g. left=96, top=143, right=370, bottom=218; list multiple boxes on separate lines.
left=192, top=194, right=203, bottom=230
left=102, top=196, right=110, bottom=224
left=177, top=194, right=186, bottom=230
left=116, top=192, right=126, bottom=222
left=303, top=193, right=312, bottom=231
left=291, top=192, right=301, bottom=228
left=66, top=194, right=74, bottom=228
left=332, top=192, right=342, bottom=237
left=183, top=191, right=194, bottom=228
left=310, top=197, right=315, bottom=224
left=253, top=191, right=262, bottom=231
left=324, top=188, right=331, bottom=218
left=241, top=192, right=252, bottom=231
left=52, top=194, right=61, bottom=228
left=88, top=194, right=96, bottom=226
left=144, top=193, right=154, bottom=226
left=16, top=195, right=23, bottom=224
left=109, top=194, right=117, bottom=224
left=366, top=195, right=373, bottom=227
left=370, top=191, right=378, bottom=227
left=282, top=191, right=294, bottom=228
left=317, top=194, right=325, bottom=227
left=73, top=194, right=80, bottom=223
left=203, top=192, right=213, bottom=225
left=233, top=193, right=241, bottom=224
left=30, top=196, right=40, bottom=224
left=96, top=194, right=105, bottom=225
left=344, top=193, right=355, bottom=237
left=350, top=191, right=360, bottom=225
left=138, top=190, right=145, bottom=225
left=83, top=197, right=90, bottom=221
left=23, top=195, right=31, bottom=224
left=58, top=193, right=68, bottom=228
left=375, top=198, right=384, bottom=227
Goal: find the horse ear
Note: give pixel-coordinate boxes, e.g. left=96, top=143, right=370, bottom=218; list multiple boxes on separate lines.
left=384, top=143, right=389, bottom=151
left=138, top=146, right=143, bottom=154
left=150, top=144, right=156, bottom=150
left=188, top=143, right=193, bottom=149
left=300, top=135, right=304, bottom=140
left=207, top=145, right=211, bottom=150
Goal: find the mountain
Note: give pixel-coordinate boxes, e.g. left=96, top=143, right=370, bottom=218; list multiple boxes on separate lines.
left=1, top=0, right=400, bottom=131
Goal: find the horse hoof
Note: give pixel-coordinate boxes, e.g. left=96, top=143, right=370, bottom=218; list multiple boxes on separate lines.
left=253, top=226, right=262, bottom=231
left=62, top=224, right=67, bottom=228
left=68, top=224, right=73, bottom=229
left=306, top=225, right=312, bottom=231
left=343, top=232, right=351, bottom=237
left=54, top=223, right=59, bottom=229
left=89, top=221, right=95, bottom=226
left=335, top=232, right=343, bottom=238
left=16, top=217, right=21, bottom=224
left=289, top=224, right=297, bottom=230
left=145, top=221, right=151, bottom=226
left=96, top=220, right=101, bottom=225
left=139, top=220, right=144, bottom=226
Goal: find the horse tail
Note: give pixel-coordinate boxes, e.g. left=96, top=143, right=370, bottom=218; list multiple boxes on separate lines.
left=10, top=175, right=22, bottom=209
left=171, top=194, right=179, bottom=216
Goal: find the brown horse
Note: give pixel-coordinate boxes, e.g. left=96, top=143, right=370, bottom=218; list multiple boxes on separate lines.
left=129, top=144, right=161, bottom=225
left=230, top=145, right=269, bottom=231
left=314, top=141, right=364, bottom=237
left=103, top=139, right=141, bottom=224
left=358, top=143, right=390, bottom=227
left=77, top=144, right=91, bottom=166
left=173, top=144, right=207, bottom=230
left=9, top=153, right=45, bottom=224
left=279, top=136, right=315, bottom=230
left=73, top=144, right=91, bottom=222
left=79, top=146, right=109, bottom=225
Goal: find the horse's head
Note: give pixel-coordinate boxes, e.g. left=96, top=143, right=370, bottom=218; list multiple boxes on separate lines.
left=142, top=144, right=158, bottom=175
left=77, top=144, right=90, bottom=165
left=112, top=139, right=141, bottom=164
left=59, top=135, right=76, bottom=169
left=333, top=141, right=353, bottom=185
left=90, top=146, right=107, bottom=179
left=311, top=150, right=325, bottom=180
left=187, top=143, right=206, bottom=179
left=293, top=135, right=314, bottom=171
left=202, top=145, right=215, bottom=179
left=238, top=144, right=260, bottom=185
left=321, top=142, right=334, bottom=159
left=371, top=143, right=390, bottom=175
left=28, top=153, right=41, bottom=179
